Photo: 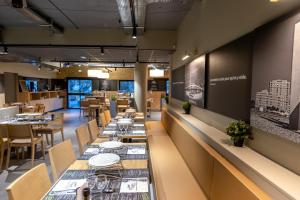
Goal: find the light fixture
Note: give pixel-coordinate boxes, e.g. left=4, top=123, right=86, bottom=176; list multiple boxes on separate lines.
left=150, top=69, right=164, bottom=77
left=80, top=56, right=87, bottom=59
left=88, top=69, right=109, bottom=79
left=78, top=69, right=82, bottom=73
left=270, top=0, right=279, bottom=2
left=132, top=27, right=137, bottom=39
left=182, top=52, right=190, bottom=61
left=0, top=46, right=8, bottom=55
left=38, top=65, right=41, bottom=71
left=101, top=47, right=105, bottom=56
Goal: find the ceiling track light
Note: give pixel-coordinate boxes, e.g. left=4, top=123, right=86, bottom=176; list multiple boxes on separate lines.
left=122, top=60, right=125, bottom=67
left=101, top=47, right=105, bottom=56
left=182, top=51, right=190, bottom=61
left=0, top=46, right=8, bottom=55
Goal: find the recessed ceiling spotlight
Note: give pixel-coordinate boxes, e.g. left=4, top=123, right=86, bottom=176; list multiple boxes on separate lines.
left=80, top=56, right=87, bottom=59
left=270, top=0, right=279, bottom=2
left=78, top=69, right=82, bottom=72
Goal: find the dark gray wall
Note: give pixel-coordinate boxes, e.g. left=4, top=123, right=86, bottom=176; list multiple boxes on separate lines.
left=0, top=74, right=4, bottom=93
left=171, top=66, right=185, bottom=101
left=4, top=72, right=18, bottom=103
left=207, top=35, right=253, bottom=122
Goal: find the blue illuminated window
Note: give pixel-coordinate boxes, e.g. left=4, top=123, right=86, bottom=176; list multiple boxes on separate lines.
left=119, top=80, right=134, bottom=93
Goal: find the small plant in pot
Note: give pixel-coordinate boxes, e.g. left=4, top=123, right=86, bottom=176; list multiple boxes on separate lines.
left=182, top=101, right=191, bottom=114
left=164, top=96, right=169, bottom=104
left=226, top=120, right=250, bottom=147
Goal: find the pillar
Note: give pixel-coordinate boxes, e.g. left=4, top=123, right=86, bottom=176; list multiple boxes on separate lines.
left=134, top=63, right=148, bottom=114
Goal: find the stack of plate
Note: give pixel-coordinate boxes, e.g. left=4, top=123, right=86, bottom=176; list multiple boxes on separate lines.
left=99, top=141, right=123, bottom=149
left=88, top=153, right=120, bottom=169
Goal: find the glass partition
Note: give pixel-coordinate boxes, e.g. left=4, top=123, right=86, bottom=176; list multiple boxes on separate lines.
left=67, top=79, right=92, bottom=108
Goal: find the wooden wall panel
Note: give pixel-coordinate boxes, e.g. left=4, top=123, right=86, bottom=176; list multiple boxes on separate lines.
left=161, top=109, right=271, bottom=200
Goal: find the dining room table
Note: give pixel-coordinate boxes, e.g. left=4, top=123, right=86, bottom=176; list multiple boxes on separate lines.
left=43, top=138, right=152, bottom=200
left=100, top=120, right=147, bottom=140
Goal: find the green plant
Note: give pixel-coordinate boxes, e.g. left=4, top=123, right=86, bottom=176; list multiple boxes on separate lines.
left=111, top=95, right=117, bottom=101
left=226, top=121, right=250, bottom=147
left=182, top=101, right=191, bottom=114
left=164, top=96, right=169, bottom=104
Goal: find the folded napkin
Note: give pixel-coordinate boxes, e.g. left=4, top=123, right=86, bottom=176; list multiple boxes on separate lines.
left=132, top=130, right=145, bottom=134
left=108, top=123, right=117, bottom=127
left=102, top=130, right=117, bottom=135
left=84, top=148, right=99, bottom=155
left=120, top=178, right=148, bottom=193
left=133, top=124, right=144, bottom=127
left=127, top=147, right=146, bottom=155
left=52, top=179, right=86, bottom=192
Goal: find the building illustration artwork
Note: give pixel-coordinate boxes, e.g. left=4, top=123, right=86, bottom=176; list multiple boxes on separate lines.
left=255, top=80, right=291, bottom=115
left=185, top=83, right=204, bottom=104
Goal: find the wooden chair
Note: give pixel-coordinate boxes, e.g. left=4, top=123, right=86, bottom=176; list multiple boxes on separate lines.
left=33, top=112, right=64, bottom=147
left=80, top=100, right=89, bottom=118
left=49, top=139, right=76, bottom=181
left=35, top=103, right=45, bottom=113
left=6, top=124, right=45, bottom=168
left=104, top=110, right=112, bottom=123
left=99, top=112, right=107, bottom=128
left=6, top=163, right=51, bottom=200
left=0, top=125, right=8, bottom=170
left=76, top=124, right=91, bottom=155
left=117, top=99, right=129, bottom=112
left=88, top=119, right=99, bottom=142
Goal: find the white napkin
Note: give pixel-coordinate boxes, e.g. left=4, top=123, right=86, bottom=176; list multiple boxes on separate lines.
left=102, top=130, right=116, bottom=135
left=52, top=179, right=86, bottom=192
left=120, top=178, right=148, bottom=193
left=132, top=130, right=145, bottom=134
left=127, top=147, right=146, bottom=155
left=108, top=123, right=117, bottom=127
left=84, top=148, right=99, bottom=154
left=133, top=124, right=144, bottom=127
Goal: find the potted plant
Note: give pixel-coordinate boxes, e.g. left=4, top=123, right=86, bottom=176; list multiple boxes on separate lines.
left=182, top=101, right=191, bottom=114
left=164, top=96, right=169, bottom=104
left=226, top=121, right=250, bottom=147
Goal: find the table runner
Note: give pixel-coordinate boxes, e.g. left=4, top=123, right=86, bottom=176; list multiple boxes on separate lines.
left=43, top=169, right=150, bottom=200
left=79, top=145, right=148, bottom=160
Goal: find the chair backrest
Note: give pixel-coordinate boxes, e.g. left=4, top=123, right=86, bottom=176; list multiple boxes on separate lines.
left=87, top=119, right=99, bottom=142
left=6, top=163, right=51, bottom=200
left=21, top=107, right=34, bottom=113
left=80, top=100, right=89, bottom=107
left=117, top=99, right=129, bottom=106
left=104, top=110, right=112, bottom=123
left=76, top=124, right=91, bottom=155
left=36, top=103, right=45, bottom=113
left=88, top=99, right=100, bottom=105
left=99, top=112, right=107, bottom=128
left=49, top=139, right=76, bottom=181
left=7, top=124, right=33, bottom=140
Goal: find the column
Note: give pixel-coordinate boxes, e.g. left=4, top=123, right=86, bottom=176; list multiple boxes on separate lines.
left=134, top=63, right=148, bottom=114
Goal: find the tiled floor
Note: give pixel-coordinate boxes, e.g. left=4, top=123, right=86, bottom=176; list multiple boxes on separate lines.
left=0, top=109, right=161, bottom=200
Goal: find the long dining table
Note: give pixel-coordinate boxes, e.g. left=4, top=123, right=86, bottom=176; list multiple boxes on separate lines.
left=43, top=138, right=152, bottom=200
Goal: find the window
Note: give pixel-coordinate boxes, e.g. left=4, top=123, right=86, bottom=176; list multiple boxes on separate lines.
left=25, top=80, right=38, bottom=92
left=166, top=80, right=170, bottom=95
left=119, top=80, right=134, bottom=93
left=67, top=79, right=92, bottom=108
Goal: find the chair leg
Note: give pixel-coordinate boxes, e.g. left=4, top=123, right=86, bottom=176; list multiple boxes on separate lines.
left=61, top=129, right=65, bottom=141
left=6, top=145, right=11, bottom=169
left=31, top=144, right=35, bottom=168
left=0, top=145, right=5, bottom=170
left=41, top=141, right=45, bottom=160
left=51, top=134, right=54, bottom=147
left=21, top=147, right=25, bottom=159
left=46, top=134, right=49, bottom=145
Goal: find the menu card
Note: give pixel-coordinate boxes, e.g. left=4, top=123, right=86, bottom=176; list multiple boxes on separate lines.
left=127, top=147, right=146, bottom=155
left=120, top=178, right=148, bottom=193
left=52, top=179, right=86, bottom=192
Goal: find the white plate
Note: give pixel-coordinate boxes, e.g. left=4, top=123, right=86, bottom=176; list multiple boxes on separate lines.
left=99, top=141, right=123, bottom=149
left=88, top=153, right=120, bottom=168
